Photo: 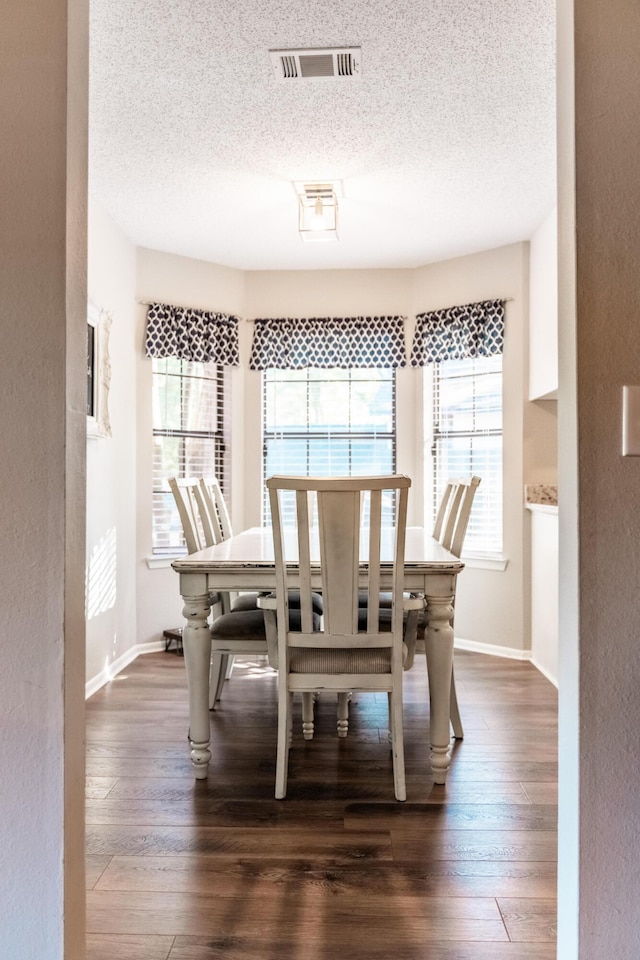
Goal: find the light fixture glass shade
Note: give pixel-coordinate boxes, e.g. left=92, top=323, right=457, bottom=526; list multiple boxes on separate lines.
left=298, top=190, right=339, bottom=241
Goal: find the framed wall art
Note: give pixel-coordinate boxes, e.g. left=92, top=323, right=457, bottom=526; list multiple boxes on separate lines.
left=87, top=301, right=112, bottom=439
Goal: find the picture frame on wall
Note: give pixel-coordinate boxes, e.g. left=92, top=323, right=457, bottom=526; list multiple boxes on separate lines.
left=87, top=301, right=112, bottom=439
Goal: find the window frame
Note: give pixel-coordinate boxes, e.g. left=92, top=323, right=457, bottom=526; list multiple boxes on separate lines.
left=262, top=366, right=397, bottom=525
left=151, top=357, right=228, bottom=556
left=424, top=355, right=503, bottom=559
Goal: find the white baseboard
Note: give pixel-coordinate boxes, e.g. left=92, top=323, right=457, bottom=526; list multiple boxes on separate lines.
left=454, top=636, right=532, bottom=661
left=85, top=640, right=165, bottom=700
left=530, top=657, right=559, bottom=688
left=86, top=636, right=548, bottom=699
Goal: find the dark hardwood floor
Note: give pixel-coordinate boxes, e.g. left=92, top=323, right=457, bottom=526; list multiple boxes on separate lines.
left=86, top=649, right=558, bottom=959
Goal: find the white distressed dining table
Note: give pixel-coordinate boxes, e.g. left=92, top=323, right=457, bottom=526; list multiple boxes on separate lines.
left=172, top=526, right=464, bottom=784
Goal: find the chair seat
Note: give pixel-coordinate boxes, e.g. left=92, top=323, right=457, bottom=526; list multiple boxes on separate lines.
left=211, top=607, right=321, bottom=640
left=290, top=643, right=408, bottom=674
left=358, top=591, right=393, bottom=607
left=229, top=592, right=261, bottom=612
left=357, top=607, right=416, bottom=631
left=231, top=590, right=323, bottom=614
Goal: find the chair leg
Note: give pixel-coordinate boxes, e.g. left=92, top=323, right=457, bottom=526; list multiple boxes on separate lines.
left=389, top=688, right=406, bottom=801
left=208, top=653, right=228, bottom=710
left=337, top=692, right=350, bottom=737
left=386, top=691, right=393, bottom=746
left=449, top=667, right=464, bottom=739
left=302, top=692, right=315, bottom=740
left=276, top=690, right=293, bottom=799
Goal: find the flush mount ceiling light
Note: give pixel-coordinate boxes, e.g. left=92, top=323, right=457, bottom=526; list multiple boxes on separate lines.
left=294, top=182, right=342, bottom=242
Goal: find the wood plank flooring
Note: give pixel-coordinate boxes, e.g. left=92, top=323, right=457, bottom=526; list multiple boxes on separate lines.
left=86, top=650, right=558, bottom=959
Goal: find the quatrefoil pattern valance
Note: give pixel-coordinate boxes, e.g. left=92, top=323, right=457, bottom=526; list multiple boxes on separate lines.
left=249, top=316, right=407, bottom=370
left=410, top=299, right=505, bottom=365
left=145, top=302, right=240, bottom=365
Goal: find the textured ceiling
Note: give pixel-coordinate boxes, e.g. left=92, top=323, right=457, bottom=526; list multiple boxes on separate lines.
left=89, top=0, right=556, bottom=271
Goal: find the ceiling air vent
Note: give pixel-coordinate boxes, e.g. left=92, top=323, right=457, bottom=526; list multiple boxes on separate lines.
left=270, top=47, right=361, bottom=81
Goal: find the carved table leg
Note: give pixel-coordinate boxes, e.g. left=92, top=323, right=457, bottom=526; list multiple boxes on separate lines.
left=180, top=575, right=212, bottom=779
left=423, top=592, right=455, bottom=784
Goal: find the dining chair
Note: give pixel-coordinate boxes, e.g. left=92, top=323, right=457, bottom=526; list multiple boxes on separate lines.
left=168, top=475, right=210, bottom=554
left=190, top=476, right=324, bottom=708
left=431, top=475, right=481, bottom=738
left=356, top=475, right=481, bottom=739
left=433, top=476, right=482, bottom=558
left=195, top=476, right=260, bottom=613
left=169, top=476, right=267, bottom=709
left=196, top=475, right=233, bottom=548
left=262, top=474, right=423, bottom=802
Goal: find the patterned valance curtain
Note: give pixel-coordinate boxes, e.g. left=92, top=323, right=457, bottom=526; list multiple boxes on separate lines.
left=144, top=302, right=240, bottom=365
left=249, top=316, right=407, bottom=370
left=410, top=299, right=505, bottom=365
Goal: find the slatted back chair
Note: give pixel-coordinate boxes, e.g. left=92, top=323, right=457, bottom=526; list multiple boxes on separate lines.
left=169, top=475, right=267, bottom=708
left=196, top=475, right=261, bottom=613
left=168, top=476, right=209, bottom=554
left=196, top=476, right=233, bottom=547
left=264, top=474, right=422, bottom=802
left=432, top=475, right=481, bottom=738
left=433, top=476, right=482, bottom=558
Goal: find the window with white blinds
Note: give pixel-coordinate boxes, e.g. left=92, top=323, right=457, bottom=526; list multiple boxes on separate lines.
left=152, top=358, right=229, bottom=554
left=263, top=368, right=396, bottom=524
left=425, top=356, right=503, bottom=556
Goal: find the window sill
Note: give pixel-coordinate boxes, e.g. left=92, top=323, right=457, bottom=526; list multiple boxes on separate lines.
left=146, top=554, right=185, bottom=569
left=461, top=554, right=508, bottom=572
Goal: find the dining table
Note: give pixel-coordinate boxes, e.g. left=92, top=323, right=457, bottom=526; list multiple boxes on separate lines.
left=172, top=525, right=465, bottom=784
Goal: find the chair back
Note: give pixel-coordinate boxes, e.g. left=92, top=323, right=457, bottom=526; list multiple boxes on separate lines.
left=267, top=474, right=411, bottom=650
left=267, top=474, right=414, bottom=801
left=168, top=476, right=209, bottom=554
left=432, top=476, right=481, bottom=557
left=196, top=476, right=233, bottom=545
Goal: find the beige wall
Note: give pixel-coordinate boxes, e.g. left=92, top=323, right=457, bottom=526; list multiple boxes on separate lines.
left=0, top=0, right=88, bottom=955
left=242, top=269, right=415, bottom=526
left=131, top=244, right=549, bottom=659
left=529, top=207, right=559, bottom=401
left=86, top=200, right=138, bottom=684
left=526, top=208, right=559, bottom=486
left=558, top=0, right=640, bottom=954
left=135, top=248, right=246, bottom=643
left=411, top=243, right=531, bottom=651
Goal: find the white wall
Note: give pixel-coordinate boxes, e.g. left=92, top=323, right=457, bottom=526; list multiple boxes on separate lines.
left=86, top=200, right=138, bottom=686
left=529, top=207, right=559, bottom=401
left=411, top=243, right=531, bottom=652
left=132, top=242, right=551, bottom=658
left=529, top=507, right=559, bottom=684
left=525, top=207, right=558, bottom=486
left=243, top=269, right=416, bottom=525
left=557, top=0, right=580, bottom=950
left=0, top=0, right=87, bottom=954
left=135, top=248, right=245, bottom=644
left=244, top=251, right=534, bottom=654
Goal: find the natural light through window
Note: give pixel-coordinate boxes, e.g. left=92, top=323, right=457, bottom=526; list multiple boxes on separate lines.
left=424, top=356, right=503, bottom=557
left=263, top=367, right=395, bottom=523
left=151, top=358, right=228, bottom=553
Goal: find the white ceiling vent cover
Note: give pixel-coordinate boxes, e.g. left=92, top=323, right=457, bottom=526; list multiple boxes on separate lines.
left=270, top=47, right=361, bottom=81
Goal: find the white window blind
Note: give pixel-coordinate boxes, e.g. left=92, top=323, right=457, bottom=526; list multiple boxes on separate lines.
left=425, top=356, right=503, bottom=556
left=263, top=368, right=396, bottom=524
left=152, top=358, right=229, bottom=554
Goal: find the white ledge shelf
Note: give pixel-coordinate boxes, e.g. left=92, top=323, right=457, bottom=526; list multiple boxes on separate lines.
left=524, top=483, right=558, bottom=509
left=526, top=502, right=558, bottom=515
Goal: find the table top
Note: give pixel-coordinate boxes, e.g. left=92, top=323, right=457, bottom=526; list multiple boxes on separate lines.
left=172, top=526, right=464, bottom=574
